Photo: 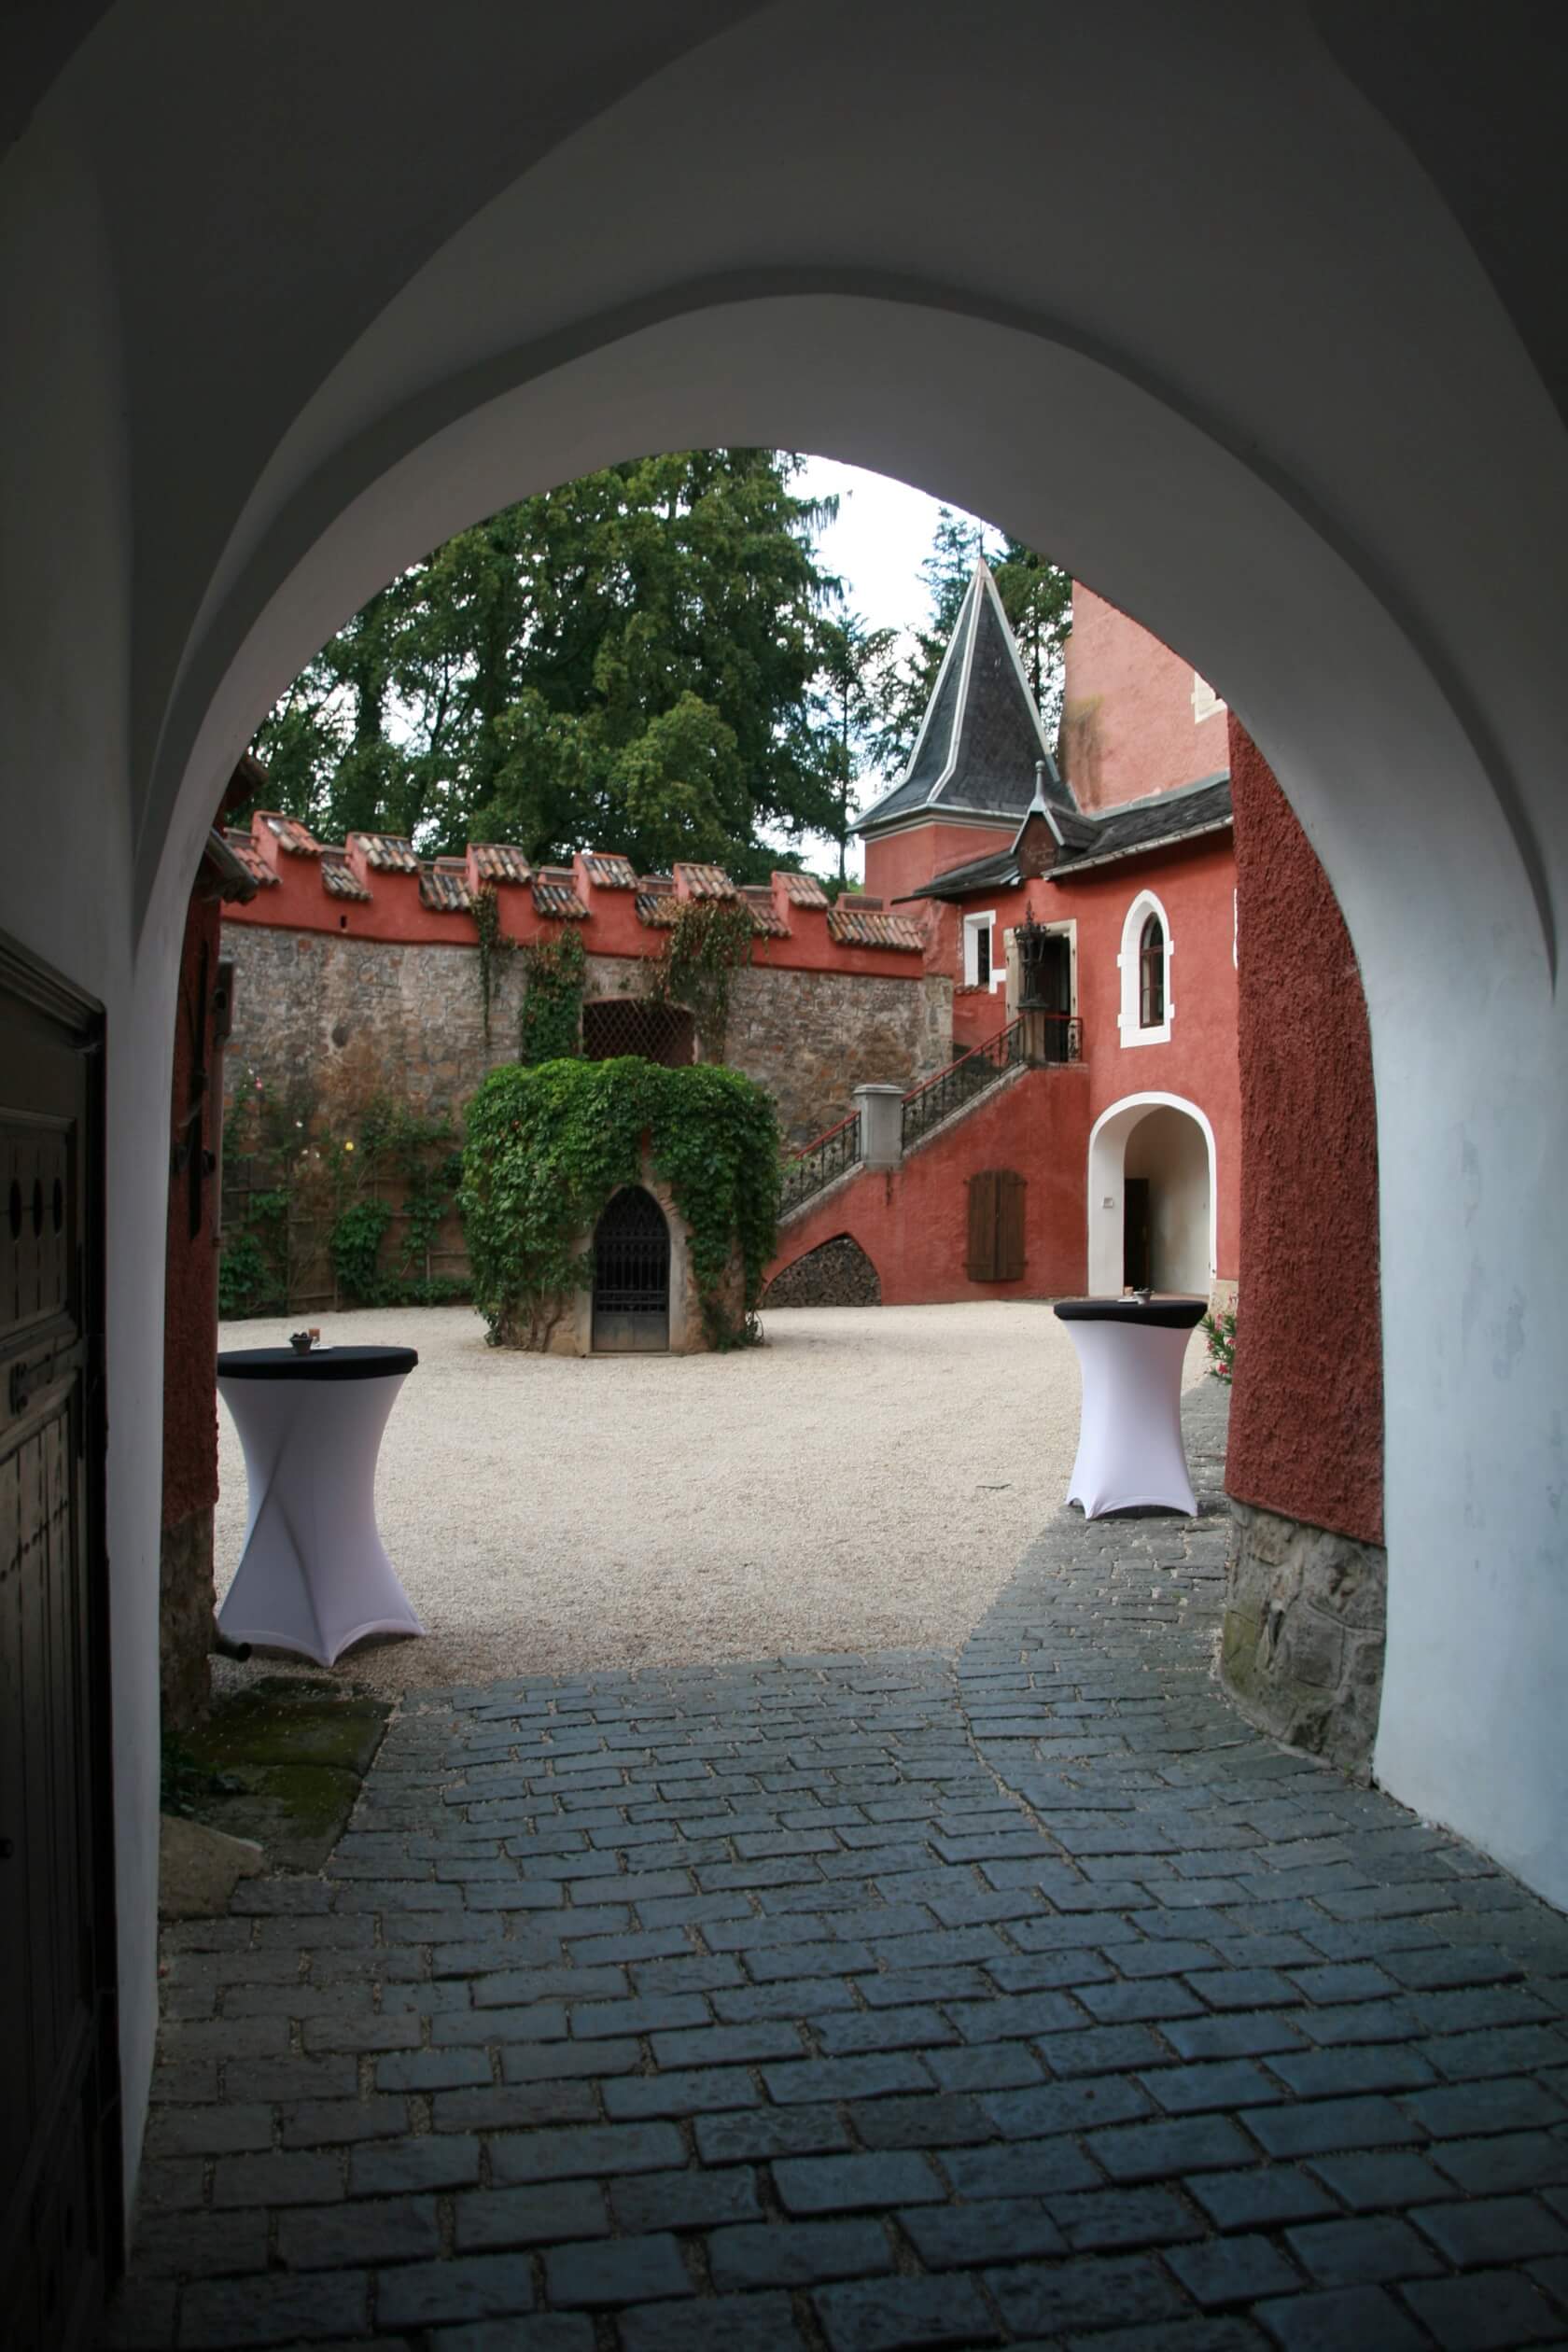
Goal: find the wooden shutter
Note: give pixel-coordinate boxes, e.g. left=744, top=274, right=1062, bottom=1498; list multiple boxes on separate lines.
left=996, top=1169, right=1026, bottom=1281
left=967, top=1170, right=1026, bottom=1281
left=967, top=1170, right=998, bottom=1280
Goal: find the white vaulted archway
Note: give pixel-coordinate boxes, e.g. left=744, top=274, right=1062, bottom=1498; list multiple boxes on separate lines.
left=4, top=0, right=1567, bottom=2202
left=1088, top=1093, right=1218, bottom=1299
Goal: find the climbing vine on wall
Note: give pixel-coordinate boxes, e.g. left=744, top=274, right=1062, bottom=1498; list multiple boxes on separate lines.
left=517, top=927, right=586, bottom=1065
left=219, top=1083, right=465, bottom=1313
left=473, top=883, right=513, bottom=1043
left=460, top=1056, right=780, bottom=1351
left=650, top=899, right=757, bottom=1061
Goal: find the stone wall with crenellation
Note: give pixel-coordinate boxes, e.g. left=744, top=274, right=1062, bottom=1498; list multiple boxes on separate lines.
left=221, top=926, right=950, bottom=1144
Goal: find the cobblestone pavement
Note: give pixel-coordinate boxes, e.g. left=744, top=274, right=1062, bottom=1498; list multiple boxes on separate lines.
left=110, top=1386, right=1568, bottom=2350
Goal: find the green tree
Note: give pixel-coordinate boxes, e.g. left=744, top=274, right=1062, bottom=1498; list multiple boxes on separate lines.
left=245, top=450, right=844, bottom=876
left=809, top=609, right=897, bottom=882
left=991, top=536, right=1072, bottom=739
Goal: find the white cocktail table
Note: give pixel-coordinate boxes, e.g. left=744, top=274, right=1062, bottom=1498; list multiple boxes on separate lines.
left=1054, top=1297, right=1207, bottom=1518
left=216, top=1344, right=423, bottom=1666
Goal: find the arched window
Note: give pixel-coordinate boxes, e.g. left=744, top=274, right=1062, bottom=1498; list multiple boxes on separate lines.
left=1118, top=889, right=1172, bottom=1047
left=1139, top=914, right=1165, bottom=1027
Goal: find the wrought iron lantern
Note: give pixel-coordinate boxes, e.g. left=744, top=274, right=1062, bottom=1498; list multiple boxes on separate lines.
left=1015, top=910, right=1054, bottom=1009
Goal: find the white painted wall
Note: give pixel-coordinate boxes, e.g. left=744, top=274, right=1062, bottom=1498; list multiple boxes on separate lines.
left=1125, top=1108, right=1211, bottom=1295
left=4, top=0, right=1566, bottom=2207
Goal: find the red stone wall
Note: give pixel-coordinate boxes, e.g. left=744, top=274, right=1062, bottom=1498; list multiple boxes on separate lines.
left=1061, top=585, right=1230, bottom=810
left=1225, top=718, right=1383, bottom=1545
left=162, top=882, right=223, bottom=1529
left=765, top=1062, right=1091, bottom=1306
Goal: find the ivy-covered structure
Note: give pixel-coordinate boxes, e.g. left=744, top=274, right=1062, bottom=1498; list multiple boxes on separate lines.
left=461, top=1058, right=780, bottom=1355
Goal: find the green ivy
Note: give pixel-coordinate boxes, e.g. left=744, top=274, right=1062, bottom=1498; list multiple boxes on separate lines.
left=473, top=882, right=513, bottom=1043
left=219, top=1082, right=466, bottom=1314
left=650, top=899, right=757, bottom=1060
left=460, top=1056, right=780, bottom=1351
left=517, top=927, right=586, bottom=1065
left=217, top=1229, right=275, bottom=1320
left=329, top=1197, right=394, bottom=1305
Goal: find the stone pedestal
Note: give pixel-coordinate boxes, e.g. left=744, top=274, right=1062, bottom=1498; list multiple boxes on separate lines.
left=853, top=1083, right=904, bottom=1169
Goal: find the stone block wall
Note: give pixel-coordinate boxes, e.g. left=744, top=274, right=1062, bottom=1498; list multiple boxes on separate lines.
left=1221, top=1498, right=1387, bottom=1778
left=218, top=927, right=950, bottom=1303
left=221, top=925, right=949, bottom=1147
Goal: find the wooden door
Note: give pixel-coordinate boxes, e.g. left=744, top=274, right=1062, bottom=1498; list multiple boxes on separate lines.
left=0, top=936, right=119, bottom=2350
left=966, top=1169, right=1026, bottom=1282
left=1123, top=1177, right=1152, bottom=1290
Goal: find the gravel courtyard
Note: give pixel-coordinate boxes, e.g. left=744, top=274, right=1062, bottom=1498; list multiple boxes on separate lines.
left=215, top=1302, right=1208, bottom=1693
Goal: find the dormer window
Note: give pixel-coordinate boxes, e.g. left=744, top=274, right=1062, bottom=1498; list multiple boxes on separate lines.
left=1140, top=914, right=1166, bottom=1027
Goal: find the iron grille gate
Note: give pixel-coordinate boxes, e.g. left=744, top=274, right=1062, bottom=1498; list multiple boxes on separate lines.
left=592, top=1187, right=670, bottom=1351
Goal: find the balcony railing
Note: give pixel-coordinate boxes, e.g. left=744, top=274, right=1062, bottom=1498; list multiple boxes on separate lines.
left=780, top=1108, right=861, bottom=1215
left=901, top=1018, right=1024, bottom=1153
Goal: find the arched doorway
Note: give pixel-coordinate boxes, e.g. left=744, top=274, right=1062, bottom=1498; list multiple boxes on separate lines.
left=591, top=1186, right=670, bottom=1352
left=1088, top=1093, right=1217, bottom=1299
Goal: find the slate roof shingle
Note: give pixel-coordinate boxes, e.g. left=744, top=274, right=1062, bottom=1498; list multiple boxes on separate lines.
left=854, top=562, right=1070, bottom=834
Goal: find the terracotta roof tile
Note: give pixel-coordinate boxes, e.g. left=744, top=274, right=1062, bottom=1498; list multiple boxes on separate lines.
left=345, top=830, right=419, bottom=873
left=826, top=907, right=924, bottom=952
left=259, top=811, right=320, bottom=856
left=581, top=851, right=637, bottom=889
left=636, top=890, right=679, bottom=928
left=780, top=872, right=829, bottom=908
left=470, top=843, right=532, bottom=884
left=534, top=874, right=588, bottom=919
left=320, top=855, right=371, bottom=902
left=224, top=830, right=280, bottom=888
left=740, top=887, right=791, bottom=938
left=420, top=861, right=472, bottom=912
left=674, top=861, right=735, bottom=900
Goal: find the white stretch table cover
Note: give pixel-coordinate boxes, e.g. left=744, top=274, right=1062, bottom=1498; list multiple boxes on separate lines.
left=1056, top=1300, right=1204, bottom=1518
left=217, top=1348, right=424, bottom=1666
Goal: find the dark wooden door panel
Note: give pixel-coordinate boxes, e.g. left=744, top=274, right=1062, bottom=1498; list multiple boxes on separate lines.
left=0, top=939, right=116, bottom=2349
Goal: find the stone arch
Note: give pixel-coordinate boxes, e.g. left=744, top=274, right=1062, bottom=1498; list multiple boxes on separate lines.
left=1088, top=1092, right=1218, bottom=1299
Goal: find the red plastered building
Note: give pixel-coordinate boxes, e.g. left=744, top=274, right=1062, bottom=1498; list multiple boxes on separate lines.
left=769, top=564, right=1241, bottom=1305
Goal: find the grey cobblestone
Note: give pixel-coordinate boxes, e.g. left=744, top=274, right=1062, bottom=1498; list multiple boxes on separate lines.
left=108, top=1379, right=1568, bottom=2351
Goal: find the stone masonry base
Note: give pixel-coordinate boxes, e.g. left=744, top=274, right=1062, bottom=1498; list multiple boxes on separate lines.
left=160, top=1505, right=215, bottom=1731
left=1221, top=1494, right=1386, bottom=1779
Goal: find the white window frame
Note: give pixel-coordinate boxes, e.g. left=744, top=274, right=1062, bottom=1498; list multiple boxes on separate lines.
left=962, top=908, right=1001, bottom=991
left=1117, top=887, right=1172, bottom=1047
left=1191, top=670, right=1226, bottom=724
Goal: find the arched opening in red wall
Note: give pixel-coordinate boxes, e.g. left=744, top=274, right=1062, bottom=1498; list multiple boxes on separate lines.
left=1087, top=1092, right=1218, bottom=1300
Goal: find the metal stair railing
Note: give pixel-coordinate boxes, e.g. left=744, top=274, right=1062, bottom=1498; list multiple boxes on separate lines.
left=900, top=1018, right=1025, bottom=1153
left=779, top=1107, right=862, bottom=1215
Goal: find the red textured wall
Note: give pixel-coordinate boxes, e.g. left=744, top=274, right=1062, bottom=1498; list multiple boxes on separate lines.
left=863, top=819, right=1015, bottom=904
left=911, top=836, right=1242, bottom=1280
left=161, top=880, right=222, bottom=1528
left=1062, top=585, right=1230, bottom=809
left=1225, top=718, right=1383, bottom=1545
left=766, top=1062, right=1090, bottom=1305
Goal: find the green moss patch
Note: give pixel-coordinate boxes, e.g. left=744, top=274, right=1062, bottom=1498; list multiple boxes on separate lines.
left=162, top=1678, right=390, bottom=1871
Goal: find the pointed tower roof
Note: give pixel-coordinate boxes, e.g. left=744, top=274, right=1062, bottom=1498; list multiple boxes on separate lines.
left=855, top=560, right=1072, bottom=836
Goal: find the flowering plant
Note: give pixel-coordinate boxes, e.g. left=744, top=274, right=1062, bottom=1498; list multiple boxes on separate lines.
left=1201, top=1305, right=1236, bottom=1384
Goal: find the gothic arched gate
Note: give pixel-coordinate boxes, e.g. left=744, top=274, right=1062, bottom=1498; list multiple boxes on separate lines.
left=592, top=1187, right=670, bottom=1352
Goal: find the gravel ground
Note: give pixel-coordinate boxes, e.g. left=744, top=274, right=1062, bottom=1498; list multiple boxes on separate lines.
left=215, top=1301, right=1209, bottom=1693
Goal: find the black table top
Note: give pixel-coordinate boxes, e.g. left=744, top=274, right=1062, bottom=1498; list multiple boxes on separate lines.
left=1053, top=1297, right=1207, bottom=1330
left=217, top=1345, right=419, bottom=1380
